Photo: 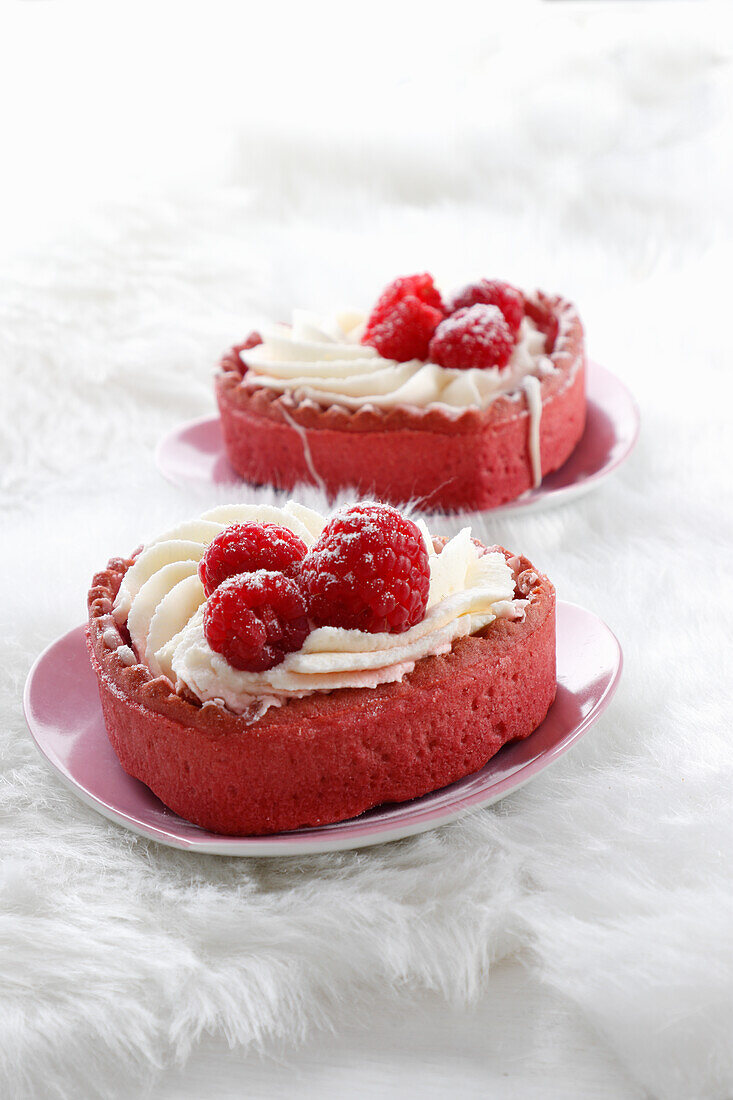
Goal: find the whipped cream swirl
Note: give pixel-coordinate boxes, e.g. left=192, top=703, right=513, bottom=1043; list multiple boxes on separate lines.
left=241, top=307, right=554, bottom=413
left=112, top=503, right=522, bottom=720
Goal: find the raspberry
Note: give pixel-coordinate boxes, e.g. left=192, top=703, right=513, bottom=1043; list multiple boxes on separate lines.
left=362, top=273, right=444, bottom=361
left=362, top=295, right=443, bottom=362
left=203, top=570, right=310, bottom=672
left=300, top=502, right=430, bottom=634
left=199, top=523, right=307, bottom=596
left=447, top=280, right=524, bottom=336
left=429, top=305, right=514, bottom=371
left=369, top=272, right=444, bottom=317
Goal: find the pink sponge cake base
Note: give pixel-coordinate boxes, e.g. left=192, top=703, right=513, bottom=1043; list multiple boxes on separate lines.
left=87, top=548, right=556, bottom=836
left=216, top=293, right=585, bottom=513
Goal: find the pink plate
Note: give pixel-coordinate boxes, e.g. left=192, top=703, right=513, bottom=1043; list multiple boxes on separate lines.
left=23, top=602, right=621, bottom=856
left=155, top=362, right=639, bottom=515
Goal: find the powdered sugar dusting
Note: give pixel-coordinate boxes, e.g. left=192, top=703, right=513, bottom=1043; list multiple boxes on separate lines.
left=115, top=644, right=137, bottom=667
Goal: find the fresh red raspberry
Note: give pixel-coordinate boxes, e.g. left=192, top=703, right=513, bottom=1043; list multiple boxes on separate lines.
left=299, top=502, right=430, bottom=634
left=369, top=272, right=444, bottom=317
left=203, top=570, right=310, bottom=672
left=448, top=280, right=524, bottom=336
left=199, top=523, right=307, bottom=596
left=362, top=295, right=443, bottom=362
left=429, top=304, right=514, bottom=371
left=362, top=273, right=444, bottom=361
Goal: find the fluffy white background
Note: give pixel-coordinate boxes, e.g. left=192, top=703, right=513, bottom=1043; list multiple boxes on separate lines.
left=1, top=3, right=732, bottom=1098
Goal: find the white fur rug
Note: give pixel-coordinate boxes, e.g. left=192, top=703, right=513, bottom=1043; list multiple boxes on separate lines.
left=2, top=7, right=732, bottom=1099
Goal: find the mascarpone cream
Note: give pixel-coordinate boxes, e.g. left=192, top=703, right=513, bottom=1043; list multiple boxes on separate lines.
left=241, top=308, right=555, bottom=413
left=113, top=503, right=522, bottom=720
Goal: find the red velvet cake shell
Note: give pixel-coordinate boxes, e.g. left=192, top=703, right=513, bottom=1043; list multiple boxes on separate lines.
left=87, top=548, right=556, bottom=836
left=215, top=292, right=585, bottom=513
